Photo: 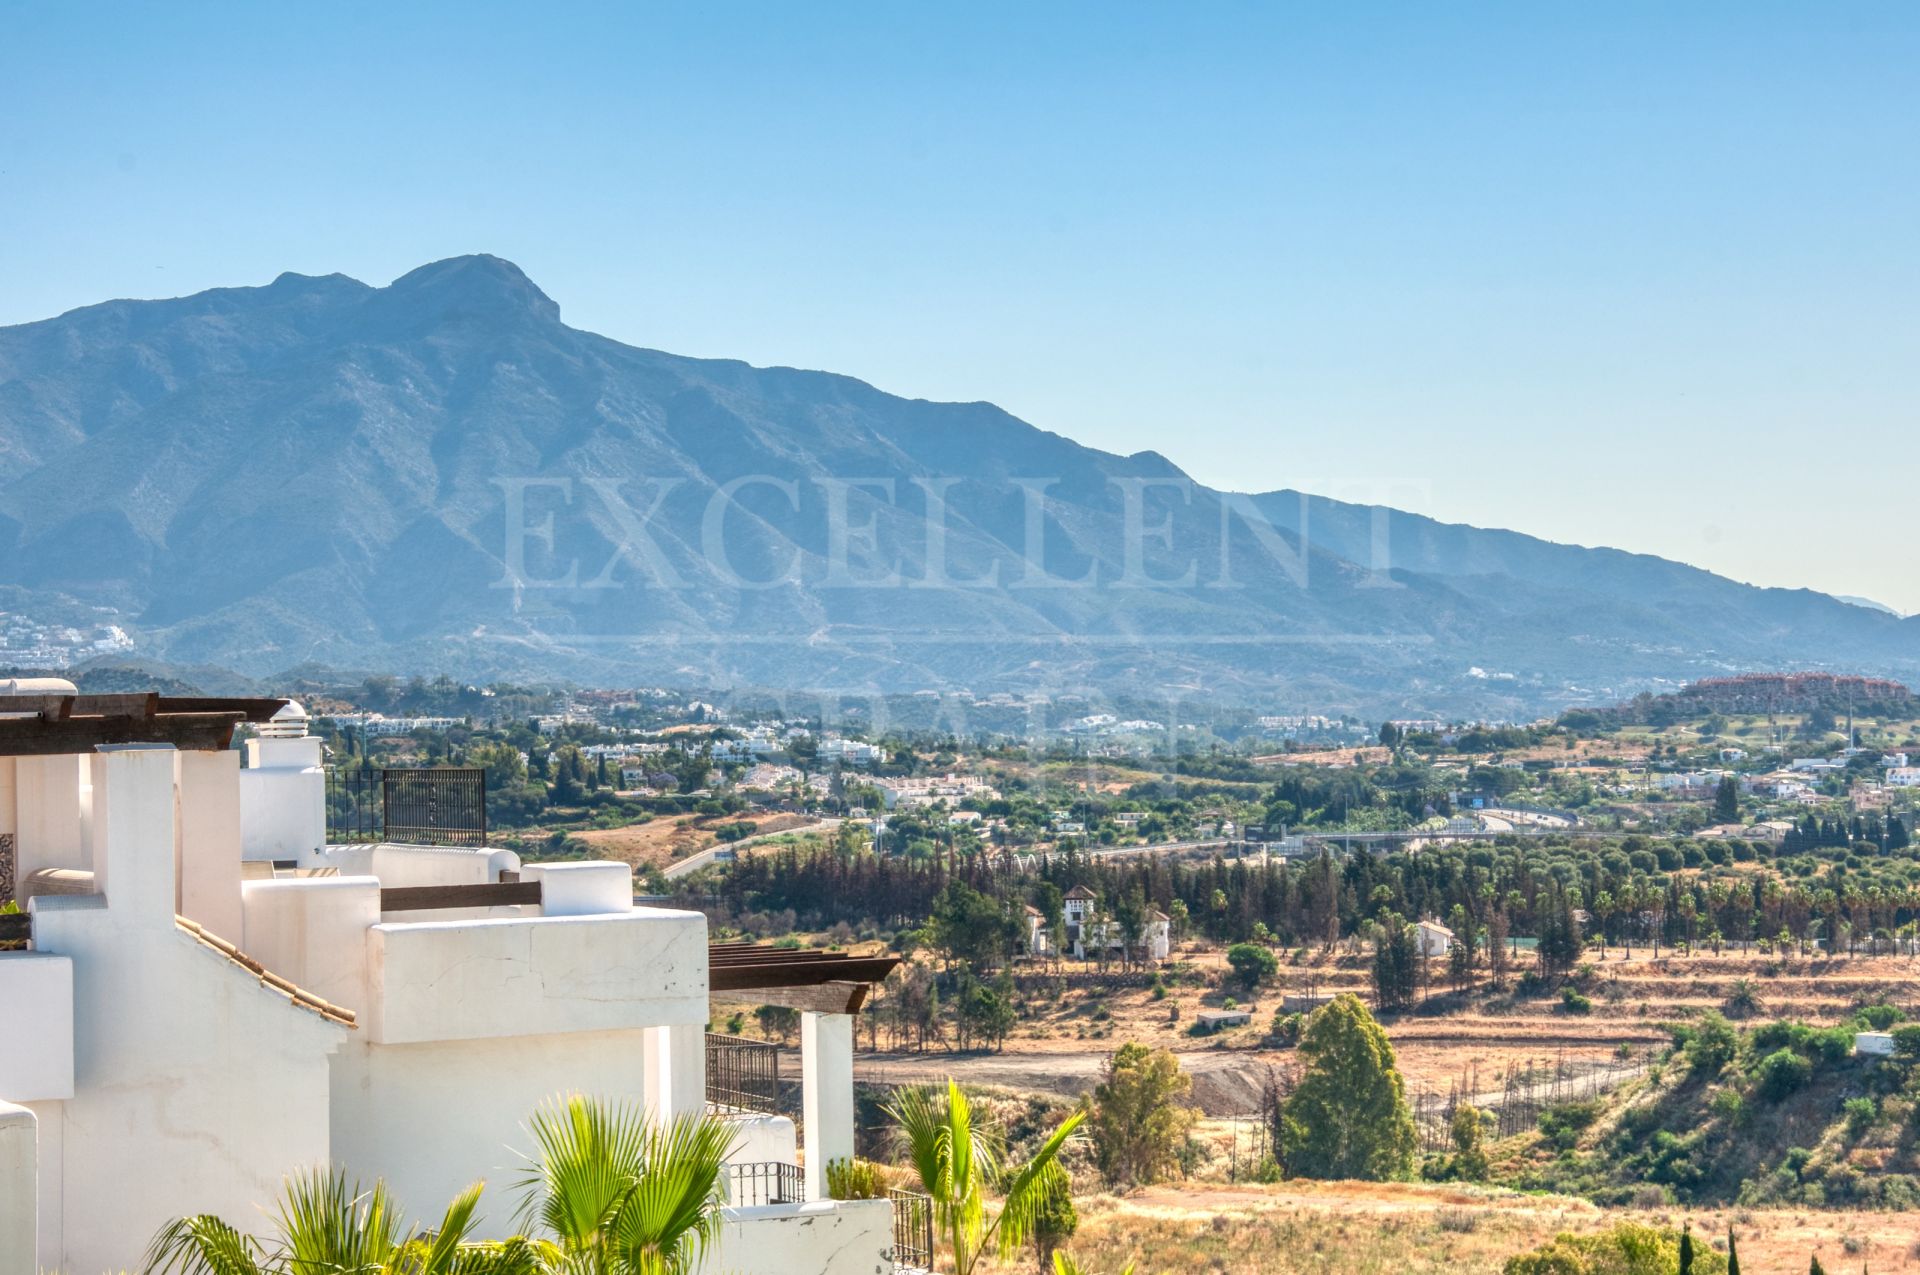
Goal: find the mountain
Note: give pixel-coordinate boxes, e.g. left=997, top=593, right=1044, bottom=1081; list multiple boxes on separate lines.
left=2, top=255, right=1914, bottom=715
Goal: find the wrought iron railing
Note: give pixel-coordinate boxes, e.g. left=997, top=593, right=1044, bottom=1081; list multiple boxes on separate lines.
left=383, top=767, right=488, bottom=846
left=326, top=766, right=385, bottom=843
left=888, top=1188, right=934, bottom=1272
left=725, top=1160, right=804, bottom=1207
left=706, top=1033, right=782, bottom=1115
left=324, top=767, right=487, bottom=847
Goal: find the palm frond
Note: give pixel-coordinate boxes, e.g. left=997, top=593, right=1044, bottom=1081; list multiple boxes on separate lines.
left=992, top=1108, right=1086, bottom=1254
left=513, top=1094, right=649, bottom=1249
left=407, top=1180, right=488, bottom=1274
left=276, top=1166, right=402, bottom=1274
left=607, top=1113, right=736, bottom=1275
left=142, top=1215, right=269, bottom=1275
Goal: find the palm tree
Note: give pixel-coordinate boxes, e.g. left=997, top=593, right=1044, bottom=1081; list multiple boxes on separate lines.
left=887, top=1079, right=1084, bottom=1275
left=143, top=1167, right=542, bottom=1274
left=513, top=1094, right=738, bottom=1275
left=1053, top=1255, right=1134, bottom=1275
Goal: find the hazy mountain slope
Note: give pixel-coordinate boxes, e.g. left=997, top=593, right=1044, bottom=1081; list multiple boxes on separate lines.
left=0, top=255, right=1912, bottom=713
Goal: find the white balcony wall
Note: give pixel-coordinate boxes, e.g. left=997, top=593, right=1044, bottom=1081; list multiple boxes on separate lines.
left=330, top=1026, right=653, bottom=1242
left=242, top=876, right=381, bottom=1013
left=523, top=860, right=634, bottom=915
left=318, top=842, right=520, bottom=887
left=0, top=953, right=73, bottom=1101
left=697, top=1199, right=895, bottom=1275
left=0, top=1101, right=35, bottom=1275
left=363, top=908, right=707, bottom=1045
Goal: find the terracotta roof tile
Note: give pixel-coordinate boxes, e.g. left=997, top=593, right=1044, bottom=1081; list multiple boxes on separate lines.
left=175, top=916, right=356, bottom=1028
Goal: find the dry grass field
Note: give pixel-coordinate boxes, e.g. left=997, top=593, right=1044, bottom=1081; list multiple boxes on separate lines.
left=571, top=810, right=818, bottom=868
left=1061, top=1180, right=1920, bottom=1274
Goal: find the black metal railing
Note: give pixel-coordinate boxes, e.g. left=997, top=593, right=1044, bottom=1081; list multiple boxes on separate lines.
left=325, top=767, right=487, bottom=847
left=706, top=1033, right=782, bottom=1115
left=725, top=1160, right=804, bottom=1207
left=888, top=1188, right=934, bottom=1272
left=384, top=767, right=487, bottom=846
left=326, top=766, right=385, bottom=843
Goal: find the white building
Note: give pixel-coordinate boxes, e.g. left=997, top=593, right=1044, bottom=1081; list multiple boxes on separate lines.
left=0, top=690, right=901, bottom=1274
left=816, top=739, right=882, bottom=766
left=1415, top=920, right=1455, bottom=958
left=874, top=774, right=997, bottom=810
left=1060, top=886, right=1171, bottom=961
left=1886, top=766, right=1920, bottom=788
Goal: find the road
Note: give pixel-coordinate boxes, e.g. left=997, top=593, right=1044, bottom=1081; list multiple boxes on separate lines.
left=662, top=817, right=843, bottom=880
left=853, top=1047, right=1273, bottom=1115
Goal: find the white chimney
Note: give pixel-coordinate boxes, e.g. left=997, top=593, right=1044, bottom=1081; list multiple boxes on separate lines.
left=238, top=701, right=326, bottom=863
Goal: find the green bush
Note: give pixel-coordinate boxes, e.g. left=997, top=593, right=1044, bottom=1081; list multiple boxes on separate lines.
left=1503, top=1221, right=1727, bottom=1275
left=1538, top=1098, right=1603, bottom=1150
left=1843, top=1096, right=1878, bottom=1139
left=1892, top=1023, right=1920, bottom=1061
left=1562, top=987, right=1593, bottom=1015
left=1855, top=1002, right=1905, bottom=1031
left=1685, top=1012, right=1738, bottom=1075
left=1754, top=1048, right=1812, bottom=1102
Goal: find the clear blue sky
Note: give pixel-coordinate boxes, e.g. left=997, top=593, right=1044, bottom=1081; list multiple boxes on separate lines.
left=5, top=4, right=1917, bottom=609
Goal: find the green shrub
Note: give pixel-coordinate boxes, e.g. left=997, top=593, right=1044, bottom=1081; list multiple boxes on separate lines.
left=1709, top=1088, right=1744, bottom=1123
left=1807, top=1027, right=1853, bottom=1064
left=1562, top=987, right=1593, bottom=1015
left=825, top=1157, right=888, bottom=1200
left=1503, top=1221, right=1727, bottom=1275
left=1685, top=1012, right=1738, bottom=1075
left=1855, top=1002, right=1905, bottom=1031
left=1843, top=1096, right=1878, bottom=1138
left=1754, top=1048, right=1812, bottom=1102
left=1538, top=1098, right=1603, bottom=1150
left=1890, top=1023, right=1920, bottom=1061
left=1268, top=1010, right=1305, bottom=1046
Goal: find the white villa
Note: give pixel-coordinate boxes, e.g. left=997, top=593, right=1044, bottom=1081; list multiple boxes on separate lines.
left=1061, top=886, right=1172, bottom=962
left=0, top=686, right=917, bottom=1274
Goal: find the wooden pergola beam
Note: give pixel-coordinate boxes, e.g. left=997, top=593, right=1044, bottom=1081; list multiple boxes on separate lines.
left=711, top=981, right=873, bottom=1015
left=0, top=710, right=251, bottom=756
left=708, top=955, right=900, bottom=992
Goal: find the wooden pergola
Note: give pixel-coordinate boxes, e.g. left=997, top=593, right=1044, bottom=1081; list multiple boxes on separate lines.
left=707, top=942, right=900, bottom=1015
left=0, top=694, right=289, bottom=756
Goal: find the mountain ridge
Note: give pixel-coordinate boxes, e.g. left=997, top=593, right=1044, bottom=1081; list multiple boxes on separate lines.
left=1, top=255, right=1912, bottom=715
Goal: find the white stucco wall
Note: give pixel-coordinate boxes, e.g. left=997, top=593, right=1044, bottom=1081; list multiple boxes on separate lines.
left=698, top=1199, right=895, bottom=1275
left=27, top=747, right=347, bottom=1274
left=722, top=1113, right=799, bottom=1171
left=0, top=953, right=74, bottom=1102
left=177, top=749, right=245, bottom=941
left=243, top=876, right=382, bottom=1013
left=329, top=1027, right=653, bottom=1240
left=319, top=843, right=509, bottom=887
left=364, top=908, right=708, bottom=1044
left=11, top=754, right=90, bottom=879
left=522, top=860, right=633, bottom=915
left=0, top=1100, right=36, bottom=1275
